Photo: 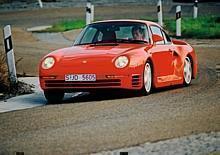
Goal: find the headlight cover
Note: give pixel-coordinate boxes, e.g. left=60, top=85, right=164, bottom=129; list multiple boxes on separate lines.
left=115, top=56, right=129, bottom=68
left=42, top=57, right=55, bottom=69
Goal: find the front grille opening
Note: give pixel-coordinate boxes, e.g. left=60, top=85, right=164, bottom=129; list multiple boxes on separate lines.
left=45, top=79, right=121, bottom=88
left=132, top=75, right=141, bottom=87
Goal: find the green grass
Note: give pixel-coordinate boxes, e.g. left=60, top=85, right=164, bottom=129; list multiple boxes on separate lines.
left=45, top=20, right=85, bottom=32
left=208, top=152, right=220, bottom=155
left=164, top=16, right=220, bottom=39
left=43, top=16, right=220, bottom=39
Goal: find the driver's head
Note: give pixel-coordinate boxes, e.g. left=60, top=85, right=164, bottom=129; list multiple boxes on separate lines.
left=132, top=26, right=145, bottom=40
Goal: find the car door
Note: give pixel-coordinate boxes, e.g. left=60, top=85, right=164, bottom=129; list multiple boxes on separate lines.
left=161, top=30, right=183, bottom=81
left=149, top=26, right=174, bottom=83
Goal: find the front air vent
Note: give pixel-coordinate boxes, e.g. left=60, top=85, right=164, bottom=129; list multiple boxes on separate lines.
left=45, top=79, right=121, bottom=88
left=132, top=75, right=141, bottom=87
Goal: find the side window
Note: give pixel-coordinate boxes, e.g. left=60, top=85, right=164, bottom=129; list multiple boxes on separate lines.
left=162, top=30, right=171, bottom=44
left=150, top=26, right=164, bottom=45
left=74, top=27, right=87, bottom=45
left=80, top=27, right=97, bottom=44
left=143, top=26, right=150, bottom=43
left=96, top=31, right=103, bottom=42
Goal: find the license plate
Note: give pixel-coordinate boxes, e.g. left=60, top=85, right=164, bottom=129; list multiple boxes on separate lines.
left=65, top=74, right=96, bottom=81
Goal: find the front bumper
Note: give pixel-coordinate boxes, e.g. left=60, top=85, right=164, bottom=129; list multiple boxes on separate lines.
left=40, top=73, right=142, bottom=92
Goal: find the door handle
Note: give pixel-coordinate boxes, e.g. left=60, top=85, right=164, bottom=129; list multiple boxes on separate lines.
left=169, top=49, right=174, bottom=53
left=173, top=50, right=179, bottom=56
left=169, top=49, right=178, bottom=56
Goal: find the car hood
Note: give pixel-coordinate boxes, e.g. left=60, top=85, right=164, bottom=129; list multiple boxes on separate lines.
left=51, top=43, right=148, bottom=59
left=43, top=43, right=151, bottom=73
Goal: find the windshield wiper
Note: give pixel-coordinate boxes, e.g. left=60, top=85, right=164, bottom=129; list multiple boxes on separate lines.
left=74, top=39, right=148, bottom=46
left=90, top=41, right=119, bottom=46
left=116, top=39, right=148, bottom=44
left=74, top=43, right=93, bottom=46
left=74, top=42, right=118, bottom=46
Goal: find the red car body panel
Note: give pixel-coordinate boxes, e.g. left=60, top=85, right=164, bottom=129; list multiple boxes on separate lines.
left=39, top=20, right=198, bottom=92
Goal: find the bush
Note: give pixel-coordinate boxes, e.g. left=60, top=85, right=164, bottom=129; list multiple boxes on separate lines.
left=0, top=50, right=34, bottom=97
left=0, top=50, right=9, bottom=92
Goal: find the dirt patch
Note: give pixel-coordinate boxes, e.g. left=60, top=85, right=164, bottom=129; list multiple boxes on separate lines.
left=0, top=27, right=67, bottom=76
left=62, top=29, right=82, bottom=42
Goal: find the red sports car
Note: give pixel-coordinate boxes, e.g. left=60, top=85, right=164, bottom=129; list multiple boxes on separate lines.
left=39, top=20, right=198, bottom=103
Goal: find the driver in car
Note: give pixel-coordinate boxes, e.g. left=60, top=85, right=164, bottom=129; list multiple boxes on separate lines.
left=132, top=26, right=146, bottom=41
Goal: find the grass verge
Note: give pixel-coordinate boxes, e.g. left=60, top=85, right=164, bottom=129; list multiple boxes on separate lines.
left=42, top=16, right=220, bottom=39
left=164, top=16, right=220, bottom=38
left=208, top=152, right=220, bottom=155
left=45, top=20, right=85, bottom=32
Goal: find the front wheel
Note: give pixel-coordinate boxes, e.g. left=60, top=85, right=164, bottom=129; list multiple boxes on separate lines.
left=183, top=57, right=192, bottom=86
left=141, top=62, right=152, bottom=95
left=44, top=90, right=64, bottom=104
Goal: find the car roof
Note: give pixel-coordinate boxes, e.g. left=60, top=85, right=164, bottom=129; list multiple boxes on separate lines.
left=91, top=19, right=162, bottom=28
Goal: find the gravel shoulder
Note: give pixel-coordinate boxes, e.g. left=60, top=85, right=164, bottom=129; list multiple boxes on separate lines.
left=93, top=132, right=220, bottom=155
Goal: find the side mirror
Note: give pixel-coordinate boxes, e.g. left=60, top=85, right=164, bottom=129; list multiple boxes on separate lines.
left=152, top=34, right=164, bottom=43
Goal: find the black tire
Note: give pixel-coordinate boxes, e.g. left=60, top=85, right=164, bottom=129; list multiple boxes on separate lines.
left=44, top=90, right=64, bottom=104
left=141, top=62, right=153, bottom=95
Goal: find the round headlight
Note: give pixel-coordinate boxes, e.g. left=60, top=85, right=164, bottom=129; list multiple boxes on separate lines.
left=115, top=56, right=129, bottom=68
left=42, top=57, right=55, bottom=69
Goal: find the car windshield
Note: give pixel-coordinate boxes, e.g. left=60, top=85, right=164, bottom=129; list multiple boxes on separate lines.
left=74, top=21, right=150, bottom=45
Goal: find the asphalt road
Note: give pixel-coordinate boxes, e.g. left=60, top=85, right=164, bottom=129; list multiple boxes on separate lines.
left=0, top=46, right=219, bottom=154
left=0, top=5, right=219, bottom=155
